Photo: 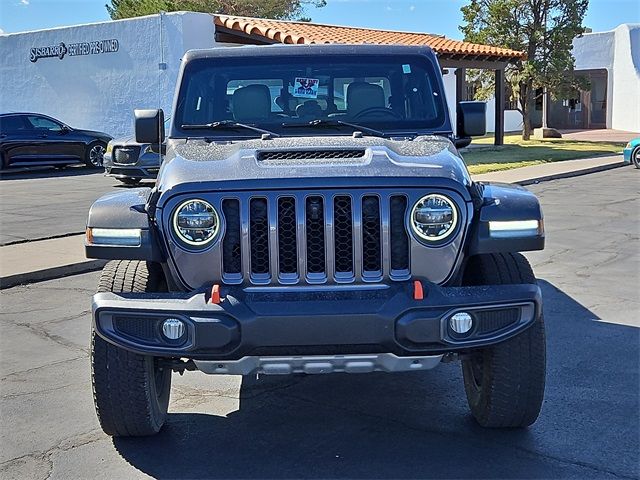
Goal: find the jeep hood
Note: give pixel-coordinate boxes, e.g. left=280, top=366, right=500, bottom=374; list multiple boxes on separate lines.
left=156, top=135, right=472, bottom=195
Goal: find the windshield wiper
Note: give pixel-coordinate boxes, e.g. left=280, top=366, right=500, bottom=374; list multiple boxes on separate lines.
left=282, top=119, right=387, bottom=138
left=181, top=120, right=280, bottom=138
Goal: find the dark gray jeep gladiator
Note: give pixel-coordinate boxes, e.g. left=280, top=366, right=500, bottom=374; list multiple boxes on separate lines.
left=86, top=44, right=546, bottom=437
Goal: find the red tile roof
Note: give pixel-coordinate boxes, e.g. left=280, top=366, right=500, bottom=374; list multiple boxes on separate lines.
left=214, top=15, right=525, bottom=60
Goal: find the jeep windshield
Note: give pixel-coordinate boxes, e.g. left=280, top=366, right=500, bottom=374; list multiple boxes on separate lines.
left=173, top=54, right=449, bottom=138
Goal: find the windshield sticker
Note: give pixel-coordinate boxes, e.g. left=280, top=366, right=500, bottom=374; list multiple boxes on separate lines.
left=402, top=64, right=412, bottom=74
left=293, top=77, right=319, bottom=98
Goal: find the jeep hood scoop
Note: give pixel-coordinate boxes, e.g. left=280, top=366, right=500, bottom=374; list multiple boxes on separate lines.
left=157, top=135, right=471, bottom=194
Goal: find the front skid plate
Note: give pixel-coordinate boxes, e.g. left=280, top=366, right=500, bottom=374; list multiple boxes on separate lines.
left=194, top=353, right=443, bottom=375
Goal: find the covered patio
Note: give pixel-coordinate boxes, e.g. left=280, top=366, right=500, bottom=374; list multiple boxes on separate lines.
left=213, top=15, right=525, bottom=146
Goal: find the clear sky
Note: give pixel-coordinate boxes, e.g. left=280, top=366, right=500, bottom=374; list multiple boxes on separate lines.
left=1, top=0, right=639, bottom=38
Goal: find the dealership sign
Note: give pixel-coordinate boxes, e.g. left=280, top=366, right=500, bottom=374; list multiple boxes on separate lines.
left=30, top=39, right=119, bottom=63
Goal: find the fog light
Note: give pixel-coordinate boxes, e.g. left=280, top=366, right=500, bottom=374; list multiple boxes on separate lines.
left=449, top=312, right=473, bottom=334
left=162, top=318, right=185, bottom=340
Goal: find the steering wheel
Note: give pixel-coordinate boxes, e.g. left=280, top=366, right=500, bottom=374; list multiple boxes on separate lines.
left=352, top=107, right=402, bottom=120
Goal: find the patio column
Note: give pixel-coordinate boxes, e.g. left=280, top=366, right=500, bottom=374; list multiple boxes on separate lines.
left=494, top=68, right=505, bottom=146
left=455, top=68, right=466, bottom=136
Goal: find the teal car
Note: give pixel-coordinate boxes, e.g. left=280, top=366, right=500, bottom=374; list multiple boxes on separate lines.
left=623, top=138, right=640, bottom=168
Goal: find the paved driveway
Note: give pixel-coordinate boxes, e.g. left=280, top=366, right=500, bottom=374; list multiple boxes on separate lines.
left=0, top=168, right=638, bottom=479
left=0, top=168, right=153, bottom=245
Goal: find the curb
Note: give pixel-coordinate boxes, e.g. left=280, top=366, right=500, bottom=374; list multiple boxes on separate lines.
left=0, top=259, right=106, bottom=290
left=0, top=160, right=628, bottom=289
left=513, top=160, right=626, bottom=186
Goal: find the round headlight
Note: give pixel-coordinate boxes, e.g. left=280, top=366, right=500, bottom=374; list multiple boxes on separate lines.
left=410, top=194, right=458, bottom=242
left=173, top=199, right=219, bottom=246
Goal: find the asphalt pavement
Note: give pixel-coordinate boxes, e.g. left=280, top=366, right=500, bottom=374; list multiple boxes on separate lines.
left=0, top=167, right=638, bottom=479
left=0, top=167, right=153, bottom=245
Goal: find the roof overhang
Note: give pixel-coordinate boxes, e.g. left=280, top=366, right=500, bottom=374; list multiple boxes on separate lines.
left=213, top=15, right=525, bottom=68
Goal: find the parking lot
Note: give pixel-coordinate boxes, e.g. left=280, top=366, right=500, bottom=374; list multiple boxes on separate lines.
left=0, top=167, right=638, bottom=479
left=0, top=167, right=154, bottom=245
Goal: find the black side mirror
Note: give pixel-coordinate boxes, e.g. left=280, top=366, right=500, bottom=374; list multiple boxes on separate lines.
left=456, top=101, right=487, bottom=140
left=60, top=125, right=70, bottom=134
left=135, top=109, right=165, bottom=144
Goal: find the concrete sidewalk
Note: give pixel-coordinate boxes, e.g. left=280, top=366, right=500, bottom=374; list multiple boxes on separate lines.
left=0, top=154, right=626, bottom=289
left=0, top=234, right=105, bottom=289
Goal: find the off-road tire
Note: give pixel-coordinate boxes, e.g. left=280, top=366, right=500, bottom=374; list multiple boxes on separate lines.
left=118, top=177, right=142, bottom=186
left=461, top=253, right=546, bottom=428
left=91, top=260, right=171, bottom=437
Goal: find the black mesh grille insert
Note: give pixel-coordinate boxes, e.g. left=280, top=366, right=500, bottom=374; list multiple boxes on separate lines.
left=390, top=196, right=410, bottom=271
left=222, top=199, right=242, bottom=274
left=361, top=196, right=382, bottom=273
left=249, top=198, right=270, bottom=275
left=277, top=197, right=297, bottom=275
left=334, top=196, right=354, bottom=274
left=258, top=150, right=365, bottom=162
left=305, top=196, right=326, bottom=274
left=113, top=146, right=140, bottom=164
left=475, top=308, right=520, bottom=334
left=114, top=316, right=156, bottom=341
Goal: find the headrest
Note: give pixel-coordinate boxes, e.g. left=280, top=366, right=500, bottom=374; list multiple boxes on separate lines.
left=232, top=85, right=271, bottom=121
left=347, top=82, right=385, bottom=116
left=296, top=100, right=323, bottom=119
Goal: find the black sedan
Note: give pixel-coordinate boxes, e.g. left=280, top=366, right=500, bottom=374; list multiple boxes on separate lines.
left=0, top=113, right=112, bottom=170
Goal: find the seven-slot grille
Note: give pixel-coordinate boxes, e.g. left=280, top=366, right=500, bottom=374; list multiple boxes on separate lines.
left=220, top=192, right=411, bottom=285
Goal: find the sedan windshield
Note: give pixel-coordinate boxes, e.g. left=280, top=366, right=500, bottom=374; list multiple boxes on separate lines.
left=174, top=54, right=448, bottom=137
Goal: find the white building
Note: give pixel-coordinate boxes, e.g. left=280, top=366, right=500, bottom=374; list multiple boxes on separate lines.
left=568, top=24, right=640, bottom=132
left=0, top=12, right=539, bottom=141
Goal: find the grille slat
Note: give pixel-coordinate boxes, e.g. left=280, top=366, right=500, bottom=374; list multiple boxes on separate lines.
left=222, top=199, right=242, bottom=276
left=219, top=191, right=412, bottom=285
left=361, top=196, right=382, bottom=276
left=390, top=196, right=410, bottom=273
left=333, top=196, right=354, bottom=277
left=278, top=197, right=298, bottom=275
left=249, top=198, right=270, bottom=277
left=305, top=196, right=326, bottom=275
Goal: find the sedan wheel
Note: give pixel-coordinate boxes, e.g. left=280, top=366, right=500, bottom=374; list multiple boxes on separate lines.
left=86, top=143, right=106, bottom=168
left=633, top=147, right=640, bottom=169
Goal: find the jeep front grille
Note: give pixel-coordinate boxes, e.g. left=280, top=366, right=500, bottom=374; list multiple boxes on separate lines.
left=220, top=191, right=411, bottom=285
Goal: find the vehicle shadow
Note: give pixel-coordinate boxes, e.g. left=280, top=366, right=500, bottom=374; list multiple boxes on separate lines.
left=0, top=165, right=100, bottom=180
left=112, top=280, right=639, bottom=479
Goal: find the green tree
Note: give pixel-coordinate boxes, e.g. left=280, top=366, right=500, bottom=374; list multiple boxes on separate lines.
left=106, top=0, right=326, bottom=21
left=460, top=0, right=588, bottom=139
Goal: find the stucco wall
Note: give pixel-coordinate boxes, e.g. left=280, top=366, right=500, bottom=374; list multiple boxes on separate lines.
left=572, top=24, right=640, bottom=132
left=0, top=12, right=216, bottom=138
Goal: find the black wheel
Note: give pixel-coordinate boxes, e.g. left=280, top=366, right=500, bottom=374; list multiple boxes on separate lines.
left=632, top=147, right=640, bottom=169
left=461, top=253, right=546, bottom=428
left=118, top=177, right=142, bottom=186
left=85, top=141, right=106, bottom=168
left=91, top=260, right=171, bottom=437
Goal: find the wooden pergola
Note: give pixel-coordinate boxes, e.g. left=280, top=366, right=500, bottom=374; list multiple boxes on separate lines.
left=213, top=15, right=525, bottom=146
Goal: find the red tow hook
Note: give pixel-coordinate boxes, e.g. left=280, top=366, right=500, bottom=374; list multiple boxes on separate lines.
left=413, top=280, right=424, bottom=301
left=210, top=284, right=221, bottom=304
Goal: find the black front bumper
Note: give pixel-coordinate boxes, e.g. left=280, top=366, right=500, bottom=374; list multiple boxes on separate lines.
left=105, top=166, right=159, bottom=179
left=92, top=281, right=542, bottom=359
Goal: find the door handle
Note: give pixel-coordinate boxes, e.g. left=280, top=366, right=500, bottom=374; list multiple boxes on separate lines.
left=39, top=134, right=47, bottom=138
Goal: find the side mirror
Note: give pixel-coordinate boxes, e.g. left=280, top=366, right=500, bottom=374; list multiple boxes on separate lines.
left=134, top=109, right=165, bottom=144
left=60, top=125, right=70, bottom=134
left=456, top=101, right=486, bottom=139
